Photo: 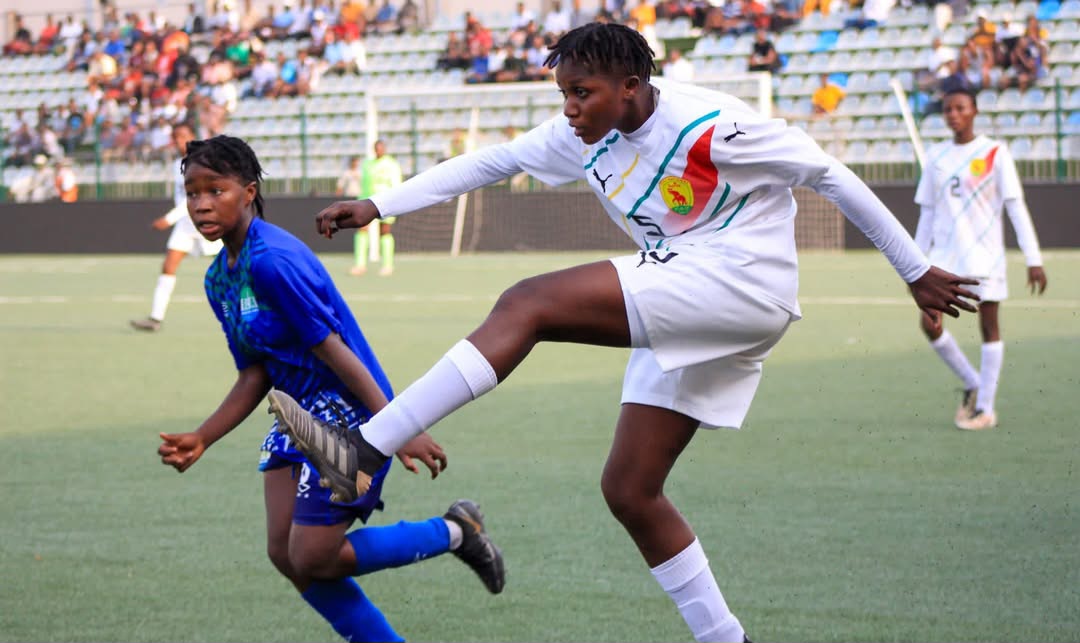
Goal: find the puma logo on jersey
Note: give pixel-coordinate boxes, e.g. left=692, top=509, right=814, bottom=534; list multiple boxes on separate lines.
left=724, top=123, right=747, bottom=143
left=592, top=168, right=613, bottom=193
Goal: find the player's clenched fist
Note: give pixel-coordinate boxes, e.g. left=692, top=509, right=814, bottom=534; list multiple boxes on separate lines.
left=315, top=199, right=381, bottom=238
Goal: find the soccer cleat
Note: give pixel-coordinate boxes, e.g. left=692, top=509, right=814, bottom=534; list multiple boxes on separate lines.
left=444, top=499, right=505, bottom=595
left=954, top=388, right=978, bottom=424
left=956, top=409, right=998, bottom=431
left=130, top=317, right=162, bottom=332
left=266, top=389, right=388, bottom=503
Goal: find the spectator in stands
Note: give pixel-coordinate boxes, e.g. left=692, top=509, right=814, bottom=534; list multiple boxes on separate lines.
left=65, top=31, right=96, bottom=72
left=661, top=48, right=694, bottom=82
left=6, top=120, right=34, bottom=167
left=996, top=12, right=1024, bottom=65
left=770, top=0, right=801, bottom=32
left=747, top=29, right=780, bottom=72
left=36, top=14, right=60, bottom=54
left=543, top=0, right=573, bottom=37
left=339, top=0, right=367, bottom=37
left=1022, top=16, right=1049, bottom=69
left=844, top=0, right=894, bottom=31
left=3, top=12, right=33, bottom=56
left=54, top=158, right=78, bottom=202
left=1002, top=34, right=1044, bottom=91
left=147, top=116, right=174, bottom=161
left=272, top=1, right=298, bottom=38
left=340, top=30, right=368, bottom=73
left=969, top=9, right=997, bottom=59
left=465, top=14, right=494, bottom=57
left=87, top=49, right=120, bottom=85
left=58, top=14, right=84, bottom=55
left=466, top=43, right=494, bottom=83
left=802, top=0, right=830, bottom=18
left=370, top=0, right=398, bottom=34
left=492, top=44, right=528, bottom=82
left=916, top=36, right=956, bottom=92
left=568, top=0, right=595, bottom=29
left=630, top=0, right=658, bottom=34
left=523, top=33, right=553, bottom=80
left=183, top=2, right=206, bottom=34
left=239, top=0, right=263, bottom=33
left=37, top=122, right=63, bottom=160
left=511, top=1, right=537, bottom=31
left=959, top=35, right=1000, bottom=91
left=288, top=0, right=315, bottom=38
left=309, top=10, right=329, bottom=46
left=246, top=51, right=279, bottom=95
left=60, top=99, right=87, bottom=154
left=398, top=0, right=420, bottom=33
left=437, top=31, right=471, bottom=70
left=27, top=154, right=56, bottom=202
left=811, top=73, right=845, bottom=116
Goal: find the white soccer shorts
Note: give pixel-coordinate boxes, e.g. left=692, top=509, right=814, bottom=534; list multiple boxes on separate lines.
left=611, top=245, right=794, bottom=429
left=966, top=273, right=1008, bottom=303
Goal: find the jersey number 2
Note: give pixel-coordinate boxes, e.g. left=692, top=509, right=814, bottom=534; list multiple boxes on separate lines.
left=949, top=176, right=961, bottom=197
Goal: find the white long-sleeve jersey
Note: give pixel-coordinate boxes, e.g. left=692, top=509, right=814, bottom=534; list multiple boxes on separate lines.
left=372, top=78, right=930, bottom=315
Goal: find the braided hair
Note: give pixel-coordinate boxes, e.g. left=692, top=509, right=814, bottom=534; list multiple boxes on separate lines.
left=182, top=134, right=266, bottom=218
left=543, top=22, right=655, bottom=81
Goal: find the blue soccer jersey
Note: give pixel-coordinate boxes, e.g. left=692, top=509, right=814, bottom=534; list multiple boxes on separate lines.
left=205, top=216, right=392, bottom=524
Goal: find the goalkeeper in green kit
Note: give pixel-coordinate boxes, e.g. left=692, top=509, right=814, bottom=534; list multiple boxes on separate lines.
left=351, top=139, right=402, bottom=276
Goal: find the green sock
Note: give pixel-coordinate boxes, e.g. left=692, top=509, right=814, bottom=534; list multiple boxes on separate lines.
left=354, top=230, right=368, bottom=268
left=380, top=233, right=394, bottom=272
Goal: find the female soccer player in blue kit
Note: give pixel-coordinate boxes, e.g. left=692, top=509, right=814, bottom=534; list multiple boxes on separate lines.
left=156, top=135, right=504, bottom=642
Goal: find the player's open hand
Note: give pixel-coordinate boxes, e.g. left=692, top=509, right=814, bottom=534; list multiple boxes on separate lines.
left=395, top=433, right=447, bottom=479
left=1027, top=266, right=1047, bottom=295
left=158, top=432, right=207, bottom=473
left=315, top=199, right=381, bottom=239
left=909, top=265, right=980, bottom=318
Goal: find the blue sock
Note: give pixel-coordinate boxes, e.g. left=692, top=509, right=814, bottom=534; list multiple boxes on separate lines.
left=347, top=517, right=450, bottom=576
left=301, top=578, right=403, bottom=643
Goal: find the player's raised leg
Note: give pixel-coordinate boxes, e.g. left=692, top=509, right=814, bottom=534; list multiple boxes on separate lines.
left=270, top=260, right=631, bottom=501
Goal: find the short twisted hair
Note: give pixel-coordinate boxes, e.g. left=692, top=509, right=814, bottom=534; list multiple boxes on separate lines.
left=182, top=135, right=266, bottom=218
left=544, top=22, right=655, bottom=81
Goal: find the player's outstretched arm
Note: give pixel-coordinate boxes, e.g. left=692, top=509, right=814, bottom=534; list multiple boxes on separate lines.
left=908, top=265, right=980, bottom=318
left=315, top=199, right=381, bottom=238
left=158, top=364, right=271, bottom=473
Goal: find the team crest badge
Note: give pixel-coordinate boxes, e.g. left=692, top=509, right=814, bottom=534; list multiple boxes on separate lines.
left=239, top=285, right=260, bottom=321
left=970, top=158, right=987, bottom=176
left=660, top=177, right=693, bottom=215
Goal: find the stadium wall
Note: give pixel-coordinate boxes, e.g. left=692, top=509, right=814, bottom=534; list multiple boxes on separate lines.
left=1, top=184, right=1076, bottom=254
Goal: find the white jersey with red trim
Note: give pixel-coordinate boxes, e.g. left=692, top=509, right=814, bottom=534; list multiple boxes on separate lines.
left=914, top=135, right=1027, bottom=278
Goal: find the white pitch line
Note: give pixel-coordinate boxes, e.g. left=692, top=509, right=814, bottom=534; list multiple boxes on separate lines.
left=1, top=294, right=1078, bottom=309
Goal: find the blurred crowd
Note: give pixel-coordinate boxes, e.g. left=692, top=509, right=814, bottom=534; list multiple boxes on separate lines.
left=2, top=0, right=422, bottom=171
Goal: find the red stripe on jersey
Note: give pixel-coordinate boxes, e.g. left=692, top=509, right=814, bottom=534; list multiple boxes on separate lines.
left=662, top=126, right=719, bottom=234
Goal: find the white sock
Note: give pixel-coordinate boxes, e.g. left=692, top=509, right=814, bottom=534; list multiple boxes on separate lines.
left=976, top=341, right=1004, bottom=414
left=930, top=330, right=980, bottom=390
left=363, top=340, right=498, bottom=456
left=650, top=539, right=744, bottom=643
left=150, top=274, right=177, bottom=322
left=443, top=518, right=463, bottom=550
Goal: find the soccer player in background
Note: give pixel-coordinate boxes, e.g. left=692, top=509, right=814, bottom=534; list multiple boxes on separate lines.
left=131, top=123, right=224, bottom=332
left=350, top=139, right=402, bottom=276
left=273, top=23, right=977, bottom=642
left=913, top=88, right=1047, bottom=431
left=156, top=135, right=504, bottom=642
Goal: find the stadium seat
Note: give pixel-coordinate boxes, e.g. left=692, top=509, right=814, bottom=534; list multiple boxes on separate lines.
left=1037, top=0, right=1061, bottom=21
left=1009, top=136, right=1034, bottom=159
left=1030, top=136, right=1057, bottom=159
left=994, top=112, right=1019, bottom=135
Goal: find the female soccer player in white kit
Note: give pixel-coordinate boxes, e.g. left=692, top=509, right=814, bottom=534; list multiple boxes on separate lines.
left=914, top=89, right=1047, bottom=431
left=270, top=23, right=979, bottom=642
left=131, top=123, right=224, bottom=332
